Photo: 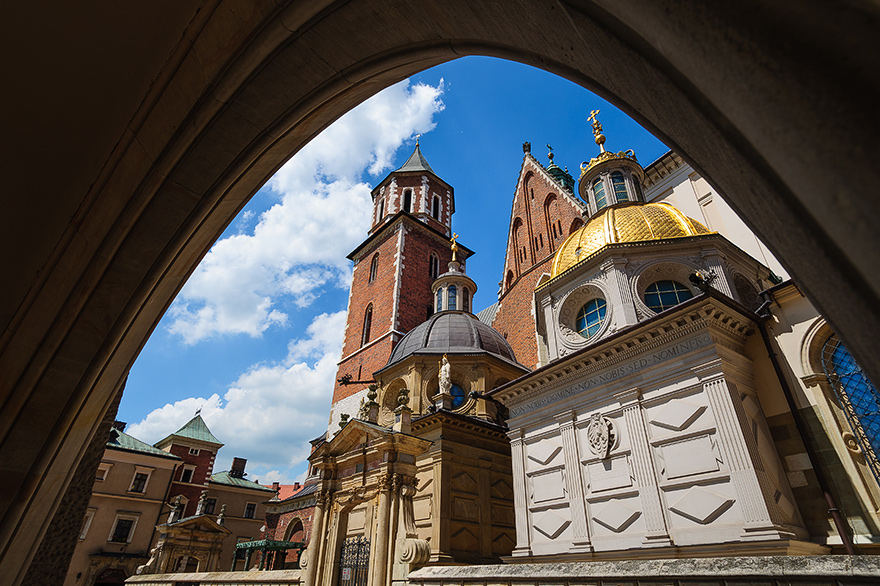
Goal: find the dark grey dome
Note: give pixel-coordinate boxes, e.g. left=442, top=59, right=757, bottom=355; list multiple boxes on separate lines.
left=383, top=311, right=520, bottom=370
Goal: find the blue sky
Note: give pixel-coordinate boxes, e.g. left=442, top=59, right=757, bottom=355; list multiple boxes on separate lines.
left=119, top=56, right=668, bottom=485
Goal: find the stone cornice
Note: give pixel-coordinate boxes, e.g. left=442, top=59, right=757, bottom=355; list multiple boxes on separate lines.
left=410, top=410, right=508, bottom=440
left=492, top=296, right=754, bottom=410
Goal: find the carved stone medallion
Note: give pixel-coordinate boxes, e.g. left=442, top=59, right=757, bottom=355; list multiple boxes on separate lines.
left=586, top=413, right=615, bottom=458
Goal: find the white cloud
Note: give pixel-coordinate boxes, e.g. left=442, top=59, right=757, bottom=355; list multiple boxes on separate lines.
left=167, top=80, right=445, bottom=344
left=128, top=311, right=348, bottom=484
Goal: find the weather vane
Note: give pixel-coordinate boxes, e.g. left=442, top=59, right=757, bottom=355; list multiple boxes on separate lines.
left=450, top=233, right=459, bottom=261
left=415, top=133, right=421, bottom=146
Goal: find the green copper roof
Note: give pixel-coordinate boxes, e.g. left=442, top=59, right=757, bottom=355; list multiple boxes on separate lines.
left=211, top=471, right=276, bottom=492
left=107, top=428, right=180, bottom=460
left=396, top=143, right=435, bottom=174
left=158, top=414, right=223, bottom=448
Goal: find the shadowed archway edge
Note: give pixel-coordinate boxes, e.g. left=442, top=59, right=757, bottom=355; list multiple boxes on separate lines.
left=1, top=1, right=878, bottom=584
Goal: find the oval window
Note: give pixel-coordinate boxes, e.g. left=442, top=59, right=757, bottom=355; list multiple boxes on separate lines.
left=644, top=280, right=693, bottom=312
left=450, top=384, right=466, bottom=409
left=575, top=298, right=607, bottom=338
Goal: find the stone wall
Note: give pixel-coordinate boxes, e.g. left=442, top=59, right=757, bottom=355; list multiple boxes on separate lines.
left=22, top=379, right=125, bottom=586
left=127, top=569, right=301, bottom=585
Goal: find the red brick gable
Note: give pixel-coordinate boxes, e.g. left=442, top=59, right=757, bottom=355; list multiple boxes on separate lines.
left=492, top=155, right=585, bottom=368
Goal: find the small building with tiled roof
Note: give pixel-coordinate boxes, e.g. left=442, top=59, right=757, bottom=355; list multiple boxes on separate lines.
left=153, top=415, right=274, bottom=572
left=64, top=423, right=180, bottom=586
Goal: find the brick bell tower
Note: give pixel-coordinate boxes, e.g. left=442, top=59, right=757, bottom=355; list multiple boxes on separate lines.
left=329, top=142, right=473, bottom=426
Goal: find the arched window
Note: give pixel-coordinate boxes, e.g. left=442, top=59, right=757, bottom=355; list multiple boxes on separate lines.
left=369, top=254, right=378, bottom=282
left=506, top=270, right=514, bottom=289
left=436, top=288, right=443, bottom=312
left=463, top=287, right=470, bottom=312
left=644, top=280, right=693, bottom=312
left=377, top=199, right=385, bottom=221
left=448, top=285, right=457, bottom=310
left=593, top=177, right=607, bottom=210
left=361, top=304, right=373, bottom=346
left=432, top=195, right=441, bottom=220
left=403, top=189, right=412, bottom=213
left=822, top=335, right=880, bottom=480
left=569, top=218, right=584, bottom=234
left=429, top=253, right=439, bottom=279
left=612, top=172, right=628, bottom=202
left=576, top=298, right=607, bottom=338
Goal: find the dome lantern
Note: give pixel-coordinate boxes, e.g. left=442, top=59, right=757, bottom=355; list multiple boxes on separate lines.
left=432, top=233, right=477, bottom=313
left=577, top=110, right=646, bottom=217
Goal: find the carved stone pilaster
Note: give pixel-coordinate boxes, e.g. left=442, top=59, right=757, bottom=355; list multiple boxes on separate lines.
left=555, top=411, right=591, bottom=552
left=701, top=375, right=779, bottom=534
left=507, top=429, right=532, bottom=557
left=619, top=388, right=672, bottom=546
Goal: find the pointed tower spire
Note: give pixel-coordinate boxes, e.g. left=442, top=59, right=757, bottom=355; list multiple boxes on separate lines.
left=396, top=142, right=435, bottom=174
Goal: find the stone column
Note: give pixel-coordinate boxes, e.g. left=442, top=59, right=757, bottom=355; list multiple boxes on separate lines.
left=370, top=473, right=392, bottom=586
left=700, top=371, right=778, bottom=533
left=618, top=388, right=672, bottom=546
left=302, top=492, right=327, bottom=586
left=555, top=411, right=591, bottom=552
left=429, top=454, right=453, bottom=562
left=507, top=429, right=532, bottom=556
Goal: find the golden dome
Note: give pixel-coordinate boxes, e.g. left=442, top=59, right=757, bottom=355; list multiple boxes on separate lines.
left=550, top=202, right=712, bottom=279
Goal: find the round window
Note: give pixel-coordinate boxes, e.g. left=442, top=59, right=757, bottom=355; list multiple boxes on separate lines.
left=644, top=280, right=693, bottom=312
left=575, top=298, right=607, bottom=339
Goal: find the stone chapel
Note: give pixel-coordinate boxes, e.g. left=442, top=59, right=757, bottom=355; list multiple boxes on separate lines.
left=277, top=117, right=880, bottom=586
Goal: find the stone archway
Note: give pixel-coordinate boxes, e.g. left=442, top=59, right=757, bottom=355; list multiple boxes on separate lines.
left=3, top=3, right=879, bottom=585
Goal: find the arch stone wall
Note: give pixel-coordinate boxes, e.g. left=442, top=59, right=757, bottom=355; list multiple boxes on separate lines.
left=2, top=2, right=879, bottom=584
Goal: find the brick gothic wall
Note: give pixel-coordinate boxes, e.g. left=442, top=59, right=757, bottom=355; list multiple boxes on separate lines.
left=22, top=379, right=126, bottom=586
left=264, top=504, right=315, bottom=565
left=332, top=218, right=456, bottom=404
left=492, top=156, right=585, bottom=368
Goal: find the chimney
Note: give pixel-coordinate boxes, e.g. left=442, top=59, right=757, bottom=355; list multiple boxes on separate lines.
left=230, top=457, right=247, bottom=479
left=272, top=482, right=280, bottom=492
left=112, top=421, right=127, bottom=431
left=293, top=482, right=301, bottom=491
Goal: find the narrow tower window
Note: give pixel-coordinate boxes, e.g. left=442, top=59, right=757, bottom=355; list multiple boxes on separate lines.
left=612, top=172, right=628, bottom=202
left=377, top=199, right=385, bottom=221
left=436, top=288, right=443, bottom=312
left=448, top=285, right=457, bottom=310
left=369, top=253, right=379, bottom=283
left=593, top=178, right=607, bottom=210
left=361, top=304, right=373, bottom=346
left=403, top=189, right=412, bottom=213
left=463, top=287, right=470, bottom=312
left=429, top=253, right=439, bottom=279
left=432, top=195, right=441, bottom=220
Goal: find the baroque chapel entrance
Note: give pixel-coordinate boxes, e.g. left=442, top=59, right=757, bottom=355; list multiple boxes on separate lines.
left=338, top=535, right=370, bottom=586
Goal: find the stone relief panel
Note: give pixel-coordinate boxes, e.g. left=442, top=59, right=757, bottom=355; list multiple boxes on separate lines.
left=667, top=484, right=736, bottom=526
left=452, top=496, right=479, bottom=521
left=577, top=412, right=625, bottom=461
left=589, top=495, right=645, bottom=536
left=587, top=455, right=634, bottom=493
left=451, top=470, right=478, bottom=493
left=530, top=469, right=566, bottom=504
left=530, top=508, right=572, bottom=541
left=659, top=435, right=720, bottom=480
left=646, top=390, right=713, bottom=441
left=526, top=437, right=564, bottom=473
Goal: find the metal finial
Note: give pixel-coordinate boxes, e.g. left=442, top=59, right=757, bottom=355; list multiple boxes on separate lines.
left=450, top=233, right=459, bottom=262
left=415, top=133, right=421, bottom=146
left=587, top=110, right=606, bottom=152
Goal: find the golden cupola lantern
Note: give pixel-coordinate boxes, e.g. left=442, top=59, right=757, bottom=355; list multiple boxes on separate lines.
left=578, top=110, right=646, bottom=217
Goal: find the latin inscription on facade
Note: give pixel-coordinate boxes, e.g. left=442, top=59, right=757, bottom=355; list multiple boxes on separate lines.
left=509, top=334, right=712, bottom=417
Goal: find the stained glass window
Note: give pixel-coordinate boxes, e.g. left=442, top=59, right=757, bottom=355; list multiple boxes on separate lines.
left=448, top=285, right=457, bottom=311
left=644, top=280, right=693, bottom=312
